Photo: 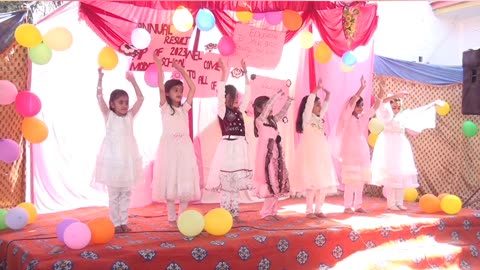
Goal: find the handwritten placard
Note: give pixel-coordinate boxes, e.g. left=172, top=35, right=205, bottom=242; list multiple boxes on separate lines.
left=130, top=23, right=194, bottom=72
left=246, top=75, right=291, bottom=116
left=232, top=24, right=285, bottom=69
left=185, top=52, right=222, bottom=98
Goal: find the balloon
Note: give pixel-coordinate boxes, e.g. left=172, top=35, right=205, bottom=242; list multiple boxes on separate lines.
left=17, top=202, right=37, bottom=224
left=0, top=80, right=18, bottom=105
left=15, top=91, right=42, bottom=117
left=367, top=133, right=378, bottom=148
left=196, top=9, right=216, bottom=31
left=314, top=41, right=332, bottom=64
left=440, top=195, right=462, bottom=215
left=419, top=194, right=441, bottom=214
left=438, top=193, right=449, bottom=201
left=342, top=51, right=357, bottom=67
left=172, top=6, right=193, bottom=32
left=5, top=207, right=29, bottom=230
left=340, top=63, right=355, bottom=73
left=352, top=45, right=370, bottom=63
left=14, top=24, right=42, bottom=48
left=462, top=121, right=478, bottom=137
left=404, top=188, right=419, bottom=202
left=177, top=210, right=205, bottom=237
left=0, top=209, right=7, bottom=230
left=368, top=118, right=384, bottom=135
left=144, top=64, right=159, bottom=87
left=29, top=43, right=52, bottom=65
left=236, top=5, right=253, bottom=23
left=299, top=31, right=314, bottom=49
left=56, top=218, right=79, bottom=242
left=218, top=36, right=236, bottom=56
left=265, top=12, right=283, bottom=25
left=436, top=102, right=450, bottom=116
left=253, top=13, right=266, bottom=20
left=282, top=10, right=302, bottom=31
left=63, top=222, right=92, bottom=249
left=204, top=208, right=233, bottom=236
left=98, top=47, right=119, bottom=70
left=0, top=139, right=20, bottom=163
left=131, top=28, right=151, bottom=50
left=22, top=117, right=49, bottom=144
left=87, top=217, right=115, bottom=244
left=43, top=27, right=73, bottom=51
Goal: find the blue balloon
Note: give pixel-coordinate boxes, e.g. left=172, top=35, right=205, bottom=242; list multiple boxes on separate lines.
left=196, top=9, right=215, bottom=32
left=342, top=51, right=357, bottom=67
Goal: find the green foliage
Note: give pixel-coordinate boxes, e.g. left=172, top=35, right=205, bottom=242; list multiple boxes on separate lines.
left=0, top=1, right=64, bottom=23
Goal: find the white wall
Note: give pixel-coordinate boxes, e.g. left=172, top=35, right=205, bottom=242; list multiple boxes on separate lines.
left=374, top=1, right=480, bottom=66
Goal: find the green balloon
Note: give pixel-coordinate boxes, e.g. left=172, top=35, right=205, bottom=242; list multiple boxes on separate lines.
left=28, top=42, right=52, bottom=65
left=462, top=121, right=479, bottom=138
left=0, top=209, right=8, bottom=230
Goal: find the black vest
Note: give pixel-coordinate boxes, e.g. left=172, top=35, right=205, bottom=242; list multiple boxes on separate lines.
left=219, top=107, right=245, bottom=136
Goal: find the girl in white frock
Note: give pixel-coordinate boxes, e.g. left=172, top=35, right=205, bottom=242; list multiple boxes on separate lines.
left=94, top=68, right=144, bottom=233
left=151, top=54, right=200, bottom=222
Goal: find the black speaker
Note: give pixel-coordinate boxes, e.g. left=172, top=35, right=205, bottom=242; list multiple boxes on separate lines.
left=462, top=48, right=480, bottom=115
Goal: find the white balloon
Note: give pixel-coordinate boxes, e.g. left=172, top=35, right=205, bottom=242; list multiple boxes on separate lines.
left=131, top=28, right=151, bottom=50
left=172, top=6, right=194, bottom=32
left=353, top=45, right=370, bottom=63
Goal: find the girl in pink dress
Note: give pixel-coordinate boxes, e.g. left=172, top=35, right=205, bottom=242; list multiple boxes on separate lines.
left=294, top=79, right=337, bottom=219
left=253, top=90, right=293, bottom=221
left=336, top=76, right=384, bottom=213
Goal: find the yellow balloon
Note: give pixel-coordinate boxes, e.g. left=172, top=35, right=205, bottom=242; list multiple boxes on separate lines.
left=15, top=24, right=42, bottom=48
left=404, top=188, right=419, bottom=202
left=43, top=27, right=73, bottom=51
left=440, top=195, right=462, bottom=215
left=436, top=102, right=450, bottom=116
left=22, top=117, right=48, bottom=144
left=368, top=118, right=384, bottom=135
left=314, top=41, right=332, bottom=64
left=340, top=62, right=355, bottom=72
left=177, top=210, right=205, bottom=237
left=236, top=6, right=253, bottom=23
left=17, top=202, right=37, bottom=224
left=204, top=208, right=233, bottom=236
left=98, top=47, right=119, bottom=70
left=172, top=6, right=193, bottom=32
left=299, top=31, right=314, bottom=49
left=367, top=133, right=378, bottom=148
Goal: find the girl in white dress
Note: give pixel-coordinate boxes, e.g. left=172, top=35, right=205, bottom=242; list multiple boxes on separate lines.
left=94, top=68, right=144, bottom=233
left=151, top=53, right=200, bottom=222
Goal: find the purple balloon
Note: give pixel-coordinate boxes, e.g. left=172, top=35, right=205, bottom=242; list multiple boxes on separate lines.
left=15, top=91, right=42, bottom=117
left=265, top=11, right=283, bottom=25
left=56, top=218, right=79, bottom=242
left=0, top=139, right=20, bottom=163
left=144, top=64, right=158, bottom=88
left=5, top=207, right=29, bottom=230
left=253, top=13, right=265, bottom=20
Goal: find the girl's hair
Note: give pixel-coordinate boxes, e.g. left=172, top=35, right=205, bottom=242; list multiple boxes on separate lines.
left=390, top=98, right=401, bottom=104
left=355, top=96, right=364, bottom=107
left=296, top=95, right=319, bottom=133
left=225, top=84, right=237, bottom=108
left=108, top=89, right=129, bottom=111
left=252, top=95, right=270, bottom=137
left=164, top=79, right=183, bottom=115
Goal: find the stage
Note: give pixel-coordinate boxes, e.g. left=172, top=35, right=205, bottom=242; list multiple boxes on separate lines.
left=0, top=196, right=479, bottom=270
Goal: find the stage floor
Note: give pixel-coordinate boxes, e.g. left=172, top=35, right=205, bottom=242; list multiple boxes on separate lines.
left=0, top=196, right=479, bottom=270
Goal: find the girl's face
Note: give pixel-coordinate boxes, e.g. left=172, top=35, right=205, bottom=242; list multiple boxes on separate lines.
left=312, top=100, right=322, bottom=116
left=353, top=101, right=364, bottom=116
left=167, top=85, right=184, bottom=105
left=391, top=100, right=402, bottom=115
left=226, top=93, right=239, bottom=109
left=110, top=95, right=129, bottom=116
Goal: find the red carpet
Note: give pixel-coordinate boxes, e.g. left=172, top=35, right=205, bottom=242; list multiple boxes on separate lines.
left=0, top=196, right=479, bottom=270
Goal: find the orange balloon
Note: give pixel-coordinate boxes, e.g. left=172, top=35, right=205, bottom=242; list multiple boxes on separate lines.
left=419, top=194, right=441, bottom=213
left=236, top=5, right=253, bottom=23
left=438, top=193, right=449, bottom=201
left=282, top=10, right=302, bottom=31
left=98, top=47, right=118, bottom=70
left=314, top=41, right=332, bottom=64
left=87, top=217, right=115, bottom=244
left=22, top=117, right=48, bottom=144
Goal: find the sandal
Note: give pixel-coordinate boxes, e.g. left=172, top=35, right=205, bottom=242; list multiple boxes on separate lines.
left=121, top=225, right=132, bottom=233
left=315, top=212, right=326, bottom=218
left=306, top=213, right=317, bottom=219
left=355, top=208, right=367, bottom=213
left=114, top=226, right=123, bottom=234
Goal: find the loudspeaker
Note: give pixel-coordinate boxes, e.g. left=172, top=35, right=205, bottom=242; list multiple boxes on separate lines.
left=462, top=48, right=480, bottom=115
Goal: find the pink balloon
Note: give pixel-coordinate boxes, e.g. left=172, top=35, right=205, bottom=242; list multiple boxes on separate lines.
left=253, top=13, right=265, bottom=20
left=218, top=36, right=236, bottom=56
left=15, top=91, right=41, bottom=117
left=0, top=80, right=18, bottom=105
left=144, top=64, right=158, bottom=88
left=0, top=139, right=20, bottom=163
left=265, top=11, right=283, bottom=25
left=63, top=222, right=91, bottom=249
left=56, top=218, right=79, bottom=242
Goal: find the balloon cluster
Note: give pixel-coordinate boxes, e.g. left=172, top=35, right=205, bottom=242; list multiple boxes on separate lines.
left=15, top=24, right=73, bottom=65
left=56, top=217, right=114, bottom=249
left=177, top=207, right=233, bottom=237
left=367, top=118, right=383, bottom=148
left=0, top=202, right=37, bottom=231
left=433, top=101, right=477, bottom=138
left=419, top=193, right=462, bottom=215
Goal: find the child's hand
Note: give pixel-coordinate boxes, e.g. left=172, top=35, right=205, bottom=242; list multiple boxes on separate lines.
left=398, top=91, right=409, bottom=98
left=126, top=71, right=135, bottom=82
left=153, top=51, right=162, bottom=65
left=217, top=58, right=225, bottom=71
left=277, top=89, right=284, bottom=96
left=317, top=78, right=323, bottom=89
left=288, top=96, right=295, bottom=101
left=241, top=59, right=247, bottom=72
left=172, top=60, right=182, bottom=70
left=360, top=75, right=366, bottom=88
left=98, top=67, right=104, bottom=79
left=378, top=85, right=385, bottom=99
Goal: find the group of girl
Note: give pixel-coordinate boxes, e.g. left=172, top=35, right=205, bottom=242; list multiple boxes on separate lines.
left=94, top=53, right=441, bottom=233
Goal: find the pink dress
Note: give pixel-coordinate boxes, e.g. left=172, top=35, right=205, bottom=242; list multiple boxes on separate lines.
left=254, top=93, right=292, bottom=198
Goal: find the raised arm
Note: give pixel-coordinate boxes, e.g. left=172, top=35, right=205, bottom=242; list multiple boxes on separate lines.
left=365, top=79, right=385, bottom=117
left=258, top=90, right=282, bottom=122
left=172, top=60, right=196, bottom=105
left=239, top=59, right=251, bottom=113
left=96, top=68, right=109, bottom=118
left=153, top=52, right=166, bottom=106
left=383, top=91, right=408, bottom=103
left=348, top=75, right=366, bottom=108
left=126, top=71, right=144, bottom=117
left=273, top=97, right=294, bottom=122
left=217, top=58, right=227, bottom=119
left=320, top=86, right=331, bottom=118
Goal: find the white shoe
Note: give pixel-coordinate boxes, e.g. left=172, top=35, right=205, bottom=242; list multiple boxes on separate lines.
left=388, top=205, right=400, bottom=211
left=396, top=204, right=407, bottom=211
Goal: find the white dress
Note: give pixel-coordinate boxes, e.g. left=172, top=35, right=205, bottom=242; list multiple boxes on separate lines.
left=152, top=102, right=201, bottom=202
left=94, top=111, right=143, bottom=188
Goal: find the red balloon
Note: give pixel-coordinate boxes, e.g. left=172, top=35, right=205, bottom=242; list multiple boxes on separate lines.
left=218, top=36, right=236, bottom=56
left=15, top=91, right=41, bottom=117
